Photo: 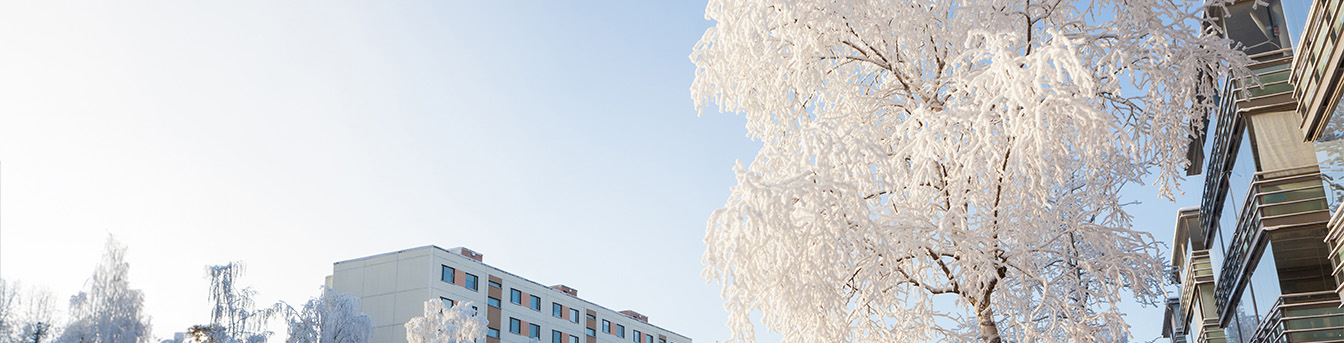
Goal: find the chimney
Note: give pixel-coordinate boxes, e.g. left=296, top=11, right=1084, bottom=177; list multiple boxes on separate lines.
left=550, top=284, right=579, bottom=297
left=449, top=247, right=484, bottom=262
left=619, top=310, right=648, bottom=323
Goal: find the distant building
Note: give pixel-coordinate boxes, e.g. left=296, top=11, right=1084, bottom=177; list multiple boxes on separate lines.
left=329, top=246, right=691, bottom=343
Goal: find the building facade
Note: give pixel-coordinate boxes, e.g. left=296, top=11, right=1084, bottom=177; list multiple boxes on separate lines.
left=1163, top=0, right=1344, bottom=342
left=329, top=246, right=691, bottom=343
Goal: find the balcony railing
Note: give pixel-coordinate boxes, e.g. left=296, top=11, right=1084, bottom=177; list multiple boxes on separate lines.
left=1178, top=251, right=1223, bottom=343
left=1246, top=291, right=1344, bottom=343
left=1216, top=167, right=1332, bottom=316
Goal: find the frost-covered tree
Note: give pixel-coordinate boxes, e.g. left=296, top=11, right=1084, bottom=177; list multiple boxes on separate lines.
left=0, top=280, right=60, bottom=343
left=0, top=279, right=22, bottom=342
left=205, top=263, right=278, bottom=343
left=16, top=287, right=58, bottom=343
left=282, top=287, right=372, bottom=343
left=404, top=301, right=486, bottom=343
left=59, top=237, right=151, bottom=343
left=690, top=0, right=1251, bottom=342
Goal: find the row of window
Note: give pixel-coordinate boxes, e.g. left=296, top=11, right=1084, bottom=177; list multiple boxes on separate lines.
left=602, top=319, right=668, bottom=343
left=552, top=330, right=580, bottom=343
left=440, top=264, right=673, bottom=343
left=552, top=303, right=580, bottom=324
left=440, top=265, right=479, bottom=291
left=508, top=317, right=542, bottom=339
left=509, top=288, right=542, bottom=311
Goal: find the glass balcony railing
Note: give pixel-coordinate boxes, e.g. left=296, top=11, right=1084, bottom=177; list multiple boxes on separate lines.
left=1216, top=167, right=1332, bottom=315
left=1246, top=291, right=1344, bottom=343
left=1179, top=251, right=1224, bottom=343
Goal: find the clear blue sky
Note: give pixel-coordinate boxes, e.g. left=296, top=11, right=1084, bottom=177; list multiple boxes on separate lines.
left=0, top=1, right=1314, bottom=342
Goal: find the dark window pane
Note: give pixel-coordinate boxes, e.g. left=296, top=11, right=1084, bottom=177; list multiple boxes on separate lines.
left=465, top=273, right=479, bottom=291
left=441, top=265, right=455, bottom=283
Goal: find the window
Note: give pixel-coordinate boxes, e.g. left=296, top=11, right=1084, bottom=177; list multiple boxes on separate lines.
left=511, top=289, right=523, bottom=304
left=569, top=309, right=579, bottom=324
left=586, top=328, right=596, bottom=337
left=441, top=265, right=455, bottom=283
left=510, top=318, right=521, bottom=334
left=616, top=325, right=625, bottom=338
left=602, top=320, right=610, bottom=333
left=488, top=297, right=501, bottom=308
left=586, top=314, right=596, bottom=322
left=440, top=297, right=455, bottom=307
left=634, top=330, right=642, bottom=342
left=553, top=330, right=563, bottom=343
left=530, top=295, right=541, bottom=311
left=488, top=328, right=500, bottom=338
left=659, top=338, right=666, bottom=343
left=464, top=273, right=479, bottom=291
left=529, top=324, right=541, bottom=339
left=570, top=336, right=579, bottom=343
left=489, top=280, right=502, bottom=289
left=553, top=303, right=564, bottom=318
left=647, top=334, right=653, bottom=343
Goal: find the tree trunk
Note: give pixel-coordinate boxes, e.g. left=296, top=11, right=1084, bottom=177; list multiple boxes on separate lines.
left=977, top=302, right=1001, bottom=343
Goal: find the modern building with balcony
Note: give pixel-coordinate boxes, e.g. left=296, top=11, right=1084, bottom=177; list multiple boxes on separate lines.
left=328, top=246, right=692, bottom=343
left=1163, top=0, right=1344, bottom=342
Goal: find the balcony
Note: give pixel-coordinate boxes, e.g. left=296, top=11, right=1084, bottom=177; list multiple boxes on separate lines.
left=1182, top=251, right=1226, bottom=343
left=1246, top=291, right=1344, bottom=343
left=1216, top=167, right=1333, bottom=317
left=1290, top=0, right=1344, bottom=141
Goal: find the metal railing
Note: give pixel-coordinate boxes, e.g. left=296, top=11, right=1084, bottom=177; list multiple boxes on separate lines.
left=1246, top=291, right=1344, bottom=343
left=1215, top=167, right=1332, bottom=317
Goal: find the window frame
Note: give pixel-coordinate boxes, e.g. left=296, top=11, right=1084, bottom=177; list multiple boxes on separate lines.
left=464, top=273, right=479, bottom=291
left=440, top=265, right=455, bottom=283
left=552, top=330, right=563, bottom=343
left=616, top=324, right=625, bottom=338
left=488, top=328, right=500, bottom=338
left=602, top=320, right=611, bottom=333
left=509, top=318, right=522, bottom=334
left=586, top=328, right=596, bottom=337
left=488, top=297, right=501, bottom=308
left=529, top=295, right=541, bottom=311
left=569, top=309, right=579, bottom=324
left=529, top=324, right=541, bottom=339
left=489, top=280, right=502, bottom=289
left=553, top=303, right=564, bottom=318
left=511, top=289, right=523, bottom=304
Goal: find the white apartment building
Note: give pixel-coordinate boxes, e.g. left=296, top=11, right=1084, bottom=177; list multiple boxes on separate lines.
left=328, top=246, right=692, bottom=343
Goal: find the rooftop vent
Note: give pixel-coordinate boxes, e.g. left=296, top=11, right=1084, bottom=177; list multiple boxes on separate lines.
left=619, top=310, right=648, bottom=323
left=550, top=285, right=579, bottom=297
left=449, top=247, right=483, bottom=262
